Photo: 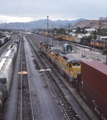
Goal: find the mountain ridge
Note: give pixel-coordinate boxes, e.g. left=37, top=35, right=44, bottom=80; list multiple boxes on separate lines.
left=0, top=18, right=86, bottom=30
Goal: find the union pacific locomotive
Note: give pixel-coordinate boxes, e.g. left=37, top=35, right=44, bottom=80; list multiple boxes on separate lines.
left=39, top=42, right=81, bottom=82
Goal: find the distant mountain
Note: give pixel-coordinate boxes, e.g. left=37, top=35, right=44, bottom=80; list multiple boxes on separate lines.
left=0, top=18, right=86, bottom=30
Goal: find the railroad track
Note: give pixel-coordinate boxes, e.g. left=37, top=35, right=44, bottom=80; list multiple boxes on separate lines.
left=27, top=34, right=106, bottom=62
left=17, top=36, right=34, bottom=120
left=26, top=35, right=92, bottom=120
left=31, top=33, right=104, bottom=54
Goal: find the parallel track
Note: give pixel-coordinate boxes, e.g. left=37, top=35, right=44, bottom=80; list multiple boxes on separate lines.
left=32, top=34, right=104, bottom=54
left=26, top=35, right=92, bottom=120
left=17, top=36, right=34, bottom=120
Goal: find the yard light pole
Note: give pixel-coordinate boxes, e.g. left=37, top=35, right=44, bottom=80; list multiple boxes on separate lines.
left=47, top=16, right=49, bottom=44
left=67, top=23, right=71, bottom=52
left=52, top=26, right=53, bottom=46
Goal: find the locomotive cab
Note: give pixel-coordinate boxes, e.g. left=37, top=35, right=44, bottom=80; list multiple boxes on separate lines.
left=67, top=60, right=81, bottom=82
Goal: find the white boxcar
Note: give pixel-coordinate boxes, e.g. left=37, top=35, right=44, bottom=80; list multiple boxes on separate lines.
left=2, top=37, right=4, bottom=44
left=0, top=58, right=13, bottom=92
left=0, top=37, right=5, bottom=45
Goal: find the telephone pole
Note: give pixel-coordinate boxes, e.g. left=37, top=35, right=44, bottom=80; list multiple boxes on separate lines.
left=52, top=26, right=53, bottom=45
left=47, top=16, right=49, bottom=44
left=67, top=23, right=71, bottom=52
left=98, top=17, right=103, bottom=40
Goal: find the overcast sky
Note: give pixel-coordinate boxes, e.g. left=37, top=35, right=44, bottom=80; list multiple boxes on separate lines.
left=0, top=0, right=107, bottom=23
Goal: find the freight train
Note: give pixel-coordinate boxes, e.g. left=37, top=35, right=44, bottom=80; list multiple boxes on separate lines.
left=0, top=40, right=19, bottom=114
left=41, top=32, right=75, bottom=42
left=40, top=41, right=107, bottom=119
left=39, top=42, right=81, bottom=82
left=80, top=38, right=107, bottom=49
left=39, top=32, right=107, bottom=52
left=76, top=61, right=107, bottom=120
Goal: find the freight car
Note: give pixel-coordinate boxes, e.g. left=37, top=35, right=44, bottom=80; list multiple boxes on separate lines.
left=80, top=37, right=91, bottom=45
left=0, top=41, right=19, bottom=114
left=76, top=61, right=107, bottom=120
left=91, top=39, right=107, bottom=49
left=40, top=32, right=75, bottom=41
left=0, top=83, right=7, bottom=114
left=0, top=37, right=7, bottom=46
left=0, top=43, right=18, bottom=92
left=52, top=34, right=75, bottom=41
left=0, top=34, right=11, bottom=47
left=39, top=42, right=81, bottom=82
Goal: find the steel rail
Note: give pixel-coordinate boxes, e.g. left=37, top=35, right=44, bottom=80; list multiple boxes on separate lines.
left=20, top=35, right=23, bottom=120
left=23, top=36, right=35, bottom=120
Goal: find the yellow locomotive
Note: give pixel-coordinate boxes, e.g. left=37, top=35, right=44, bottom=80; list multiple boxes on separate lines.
left=53, top=53, right=81, bottom=82
left=39, top=42, right=81, bottom=82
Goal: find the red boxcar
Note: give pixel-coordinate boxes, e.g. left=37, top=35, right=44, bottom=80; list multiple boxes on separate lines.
left=79, top=61, right=107, bottom=120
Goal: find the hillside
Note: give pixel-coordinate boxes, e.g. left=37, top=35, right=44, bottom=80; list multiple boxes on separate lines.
left=72, top=19, right=107, bottom=29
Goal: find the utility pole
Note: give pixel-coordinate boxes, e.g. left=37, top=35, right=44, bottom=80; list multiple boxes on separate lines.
left=52, top=26, right=53, bottom=45
left=98, top=17, right=103, bottom=40
left=67, top=23, right=71, bottom=52
left=47, top=16, right=49, bottom=44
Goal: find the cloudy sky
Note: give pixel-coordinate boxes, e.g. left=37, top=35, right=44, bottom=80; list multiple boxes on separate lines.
left=0, top=0, right=107, bottom=23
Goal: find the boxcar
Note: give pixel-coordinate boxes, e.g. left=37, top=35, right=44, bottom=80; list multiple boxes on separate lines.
left=77, top=61, right=107, bottom=120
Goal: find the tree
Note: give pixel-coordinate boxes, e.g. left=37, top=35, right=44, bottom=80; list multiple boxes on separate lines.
left=92, top=30, right=97, bottom=39
left=57, top=28, right=66, bottom=34
left=76, top=27, right=81, bottom=33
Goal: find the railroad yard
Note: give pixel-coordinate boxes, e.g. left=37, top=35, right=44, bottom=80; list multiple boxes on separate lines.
left=0, top=32, right=107, bottom=120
